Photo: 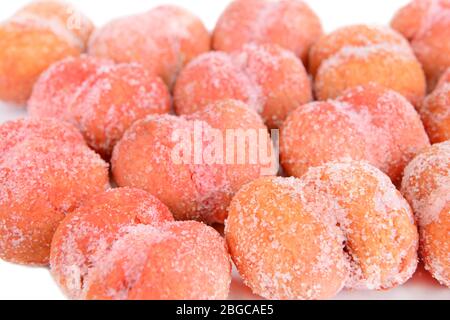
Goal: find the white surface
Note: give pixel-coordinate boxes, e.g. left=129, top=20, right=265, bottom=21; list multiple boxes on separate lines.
left=0, top=0, right=448, bottom=300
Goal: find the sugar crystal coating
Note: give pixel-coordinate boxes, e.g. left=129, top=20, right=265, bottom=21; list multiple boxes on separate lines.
left=89, top=5, right=210, bottom=88
left=174, top=43, right=312, bottom=128
left=0, top=0, right=93, bottom=104
left=83, top=221, right=231, bottom=300
left=213, top=0, right=323, bottom=63
left=391, top=0, right=450, bottom=90
left=112, top=100, right=277, bottom=224
left=226, top=160, right=418, bottom=300
left=226, top=176, right=348, bottom=300
left=420, top=69, right=450, bottom=143
left=300, top=161, right=418, bottom=290
left=0, top=117, right=84, bottom=154
left=1, top=0, right=448, bottom=301
left=29, top=56, right=171, bottom=158
left=15, top=0, right=94, bottom=47
left=280, top=84, right=430, bottom=185
left=29, top=55, right=114, bottom=120
left=336, top=84, right=431, bottom=183
left=0, top=118, right=109, bottom=265
left=310, top=24, right=426, bottom=106
left=50, top=187, right=174, bottom=299
left=401, top=141, right=450, bottom=287
left=309, top=25, right=412, bottom=76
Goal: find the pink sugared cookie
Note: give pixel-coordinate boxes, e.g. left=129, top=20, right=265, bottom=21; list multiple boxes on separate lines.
left=89, top=5, right=210, bottom=87
left=83, top=221, right=231, bottom=300
left=112, top=100, right=277, bottom=224
left=280, top=84, right=430, bottom=185
left=50, top=187, right=174, bottom=298
left=174, top=43, right=312, bottom=128
left=0, top=118, right=109, bottom=266
left=213, top=0, right=323, bottom=64
left=29, top=56, right=171, bottom=157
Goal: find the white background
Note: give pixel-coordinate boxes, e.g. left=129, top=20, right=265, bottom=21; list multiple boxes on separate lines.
left=0, top=0, right=449, bottom=300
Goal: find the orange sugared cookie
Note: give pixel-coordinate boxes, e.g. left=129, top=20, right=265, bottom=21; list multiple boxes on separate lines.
left=226, top=161, right=418, bottom=300
left=50, top=188, right=174, bottom=299
left=391, top=0, right=450, bottom=90
left=174, top=43, right=312, bottom=128
left=29, top=56, right=171, bottom=158
left=84, top=221, right=231, bottom=300
left=309, top=25, right=411, bottom=76
left=226, top=176, right=348, bottom=300
left=300, top=161, right=418, bottom=291
left=15, top=0, right=94, bottom=45
left=311, top=24, right=426, bottom=106
left=213, top=0, right=323, bottom=64
left=280, top=85, right=430, bottom=185
left=112, top=100, right=276, bottom=224
left=89, top=5, right=210, bottom=88
left=420, top=69, right=450, bottom=143
left=401, top=141, right=450, bottom=287
left=0, top=118, right=109, bottom=266
left=0, top=0, right=93, bottom=104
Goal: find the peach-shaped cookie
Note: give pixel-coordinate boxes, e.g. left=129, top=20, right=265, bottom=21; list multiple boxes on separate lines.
left=280, top=85, right=430, bottom=185
left=174, top=43, right=312, bottom=128
left=84, top=222, right=231, bottom=300
left=226, top=161, right=418, bottom=299
left=28, top=55, right=113, bottom=120
left=420, top=69, right=450, bottom=143
left=50, top=188, right=174, bottom=299
left=336, top=84, right=430, bottom=183
left=112, top=114, right=228, bottom=224
left=401, top=141, right=450, bottom=287
left=186, top=100, right=278, bottom=193
left=0, top=118, right=109, bottom=266
left=280, top=100, right=368, bottom=178
left=391, top=0, right=450, bottom=90
left=15, top=0, right=94, bottom=45
left=213, top=0, right=323, bottom=63
left=226, top=176, right=347, bottom=300
left=300, top=161, right=418, bottom=290
left=175, top=52, right=261, bottom=116
left=29, top=56, right=171, bottom=157
left=112, top=100, right=276, bottom=224
left=0, top=0, right=93, bottom=104
left=0, top=117, right=84, bottom=153
left=308, top=25, right=411, bottom=76
left=89, top=5, right=210, bottom=87
left=310, top=24, right=425, bottom=106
